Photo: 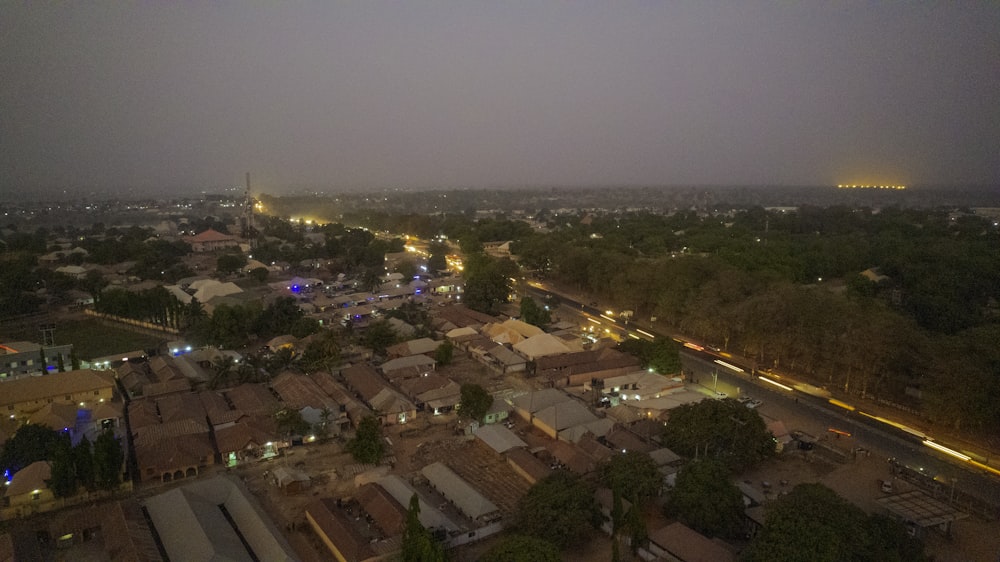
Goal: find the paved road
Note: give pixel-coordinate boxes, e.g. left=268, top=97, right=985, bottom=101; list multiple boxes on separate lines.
left=682, top=351, right=1000, bottom=511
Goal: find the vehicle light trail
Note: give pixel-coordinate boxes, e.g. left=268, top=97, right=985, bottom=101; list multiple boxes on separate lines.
left=635, top=329, right=654, bottom=339
left=713, top=359, right=744, bottom=373
left=759, top=376, right=792, bottom=391
left=922, top=440, right=971, bottom=461
left=828, top=399, right=856, bottom=411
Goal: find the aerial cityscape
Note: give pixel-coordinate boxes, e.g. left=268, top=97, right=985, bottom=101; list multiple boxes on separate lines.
left=2, top=3, right=999, bottom=562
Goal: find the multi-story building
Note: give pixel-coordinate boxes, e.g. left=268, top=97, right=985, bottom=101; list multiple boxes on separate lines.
left=0, top=341, right=74, bottom=379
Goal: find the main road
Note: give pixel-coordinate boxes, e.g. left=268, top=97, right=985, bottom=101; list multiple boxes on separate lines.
left=523, top=280, right=1000, bottom=511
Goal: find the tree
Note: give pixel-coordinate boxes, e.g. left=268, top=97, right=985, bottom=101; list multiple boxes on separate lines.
left=70, top=348, right=81, bottom=371
left=346, top=416, right=385, bottom=465
left=458, top=383, right=493, bottom=423
left=266, top=346, right=299, bottom=374
left=514, top=470, right=601, bottom=549
left=57, top=353, right=66, bottom=372
left=93, top=430, right=124, bottom=491
left=402, top=494, right=446, bottom=562
left=38, top=347, right=47, bottom=374
left=209, top=355, right=236, bottom=389
left=361, top=319, right=397, bottom=355
left=248, top=266, right=269, bottom=283
left=257, top=296, right=304, bottom=338
left=275, top=408, right=310, bottom=439
left=479, top=535, right=560, bottom=562
left=434, top=340, right=454, bottom=366
left=300, top=329, right=341, bottom=372
left=744, top=483, right=928, bottom=562
left=0, top=424, right=63, bottom=474
left=617, top=338, right=681, bottom=375
left=48, top=440, right=77, bottom=498
left=660, top=398, right=775, bottom=472
left=73, top=436, right=96, bottom=491
left=290, top=317, right=320, bottom=339
left=463, top=256, right=517, bottom=315
left=519, top=296, right=551, bottom=327
left=216, top=253, right=247, bottom=275
left=666, top=459, right=744, bottom=538
left=599, top=451, right=661, bottom=503
left=427, top=242, right=448, bottom=273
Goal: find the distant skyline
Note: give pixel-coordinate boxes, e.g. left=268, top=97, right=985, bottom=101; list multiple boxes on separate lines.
left=2, top=3, right=998, bottom=195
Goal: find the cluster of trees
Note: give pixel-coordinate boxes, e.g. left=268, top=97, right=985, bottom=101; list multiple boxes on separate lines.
left=504, top=208, right=1000, bottom=433
left=96, top=286, right=186, bottom=328
left=744, top=483, right=928, bottom=561
left=660, top=398, right=775, bottom=473
left=0, top=425, right=124, bottom=498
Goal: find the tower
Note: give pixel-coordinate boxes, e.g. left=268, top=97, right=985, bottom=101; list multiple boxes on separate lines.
left=242, top=172, right=257, bottom=248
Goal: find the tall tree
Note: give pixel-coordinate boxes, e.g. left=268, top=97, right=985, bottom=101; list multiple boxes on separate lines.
left=73, top=436, right=96, bottom=491
left=48, top=440, right=77, bottom=498
left=346, top=416, right=385, bottom=465
left=93, top=430, right=124, bottom=491
left=401, top=494, right=446, bottom=562
left=434, top=340, right=454, bottom=366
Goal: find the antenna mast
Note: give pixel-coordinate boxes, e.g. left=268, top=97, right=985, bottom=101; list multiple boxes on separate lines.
left=242, top=172, right=257, bottom=249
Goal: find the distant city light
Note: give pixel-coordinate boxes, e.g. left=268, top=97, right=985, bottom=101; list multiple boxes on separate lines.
left=836, top=184, right=906, bottom=190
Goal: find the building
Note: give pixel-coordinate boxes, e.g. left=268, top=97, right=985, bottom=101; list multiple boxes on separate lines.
left=0, top=341, right=75, bottom=379
left=0, top=369, right=116, bottom=420
left=185, top=228, right=240, bottom=252
left=144, top=476, right=297, bottom=561
left=1, top=461, right=54, bottom=519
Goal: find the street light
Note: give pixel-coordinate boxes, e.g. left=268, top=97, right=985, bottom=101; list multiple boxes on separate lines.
left=712, top=370, right=719, bottom=393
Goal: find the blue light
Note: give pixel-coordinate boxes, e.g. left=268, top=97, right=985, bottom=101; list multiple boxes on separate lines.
left=291, top=285, right=300, bottom=293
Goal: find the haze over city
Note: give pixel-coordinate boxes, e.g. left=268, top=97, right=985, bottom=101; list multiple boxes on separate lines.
left=2, top=3, right=999, bottom=197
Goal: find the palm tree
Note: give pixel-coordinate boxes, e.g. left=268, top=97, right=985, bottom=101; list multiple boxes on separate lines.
left=209, top=355, right=235, bottom=389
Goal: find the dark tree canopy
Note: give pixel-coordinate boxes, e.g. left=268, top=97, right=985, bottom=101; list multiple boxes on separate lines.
left=434, top=340, right=454, bottom=365
left=346, top=416, right=385, bottom=465
left=661, top=398, right=775, bottom=472
left=598, top=451, right=661, bottom=503
left=463, top=255, right=518, bottom=315
left=519, top=296, right=551, bottom=327
left=617, top=338, right=682, bottom=375
left=744, top=483, right=929, bottom=562
left=458, top=383, right=493, bottom=423
left=478, top=534, right=560, bottom=562
left=0, top=424, right=65, bottom=474
left=665, top=459, right=744, bottom=538
left=514, top=470, right=601, bottom=549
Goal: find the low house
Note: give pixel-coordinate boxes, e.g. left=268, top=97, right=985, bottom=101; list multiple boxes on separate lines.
left=385, top=338, right=440, bottom=359
left=535, top=348, right=641, bottom=387
left=379, top=354, right=436, bottom=381
left=1, top=461, right=54, bottom=519
left=474, top=424, right=527, bottom=455
left=342, top=365, right=416, bottom=425
left=504, top=447, right=552, bottom=485
left=215, top=417, right=286, bottom=467
left=421, top=462, right=500, bottom=524
left=646, top=521, right=736, bottom=562
left=305, top=499, right=376, bottom=562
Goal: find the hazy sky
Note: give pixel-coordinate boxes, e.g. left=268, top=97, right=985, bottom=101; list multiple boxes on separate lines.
left=2, top=3, right=998, bottom=195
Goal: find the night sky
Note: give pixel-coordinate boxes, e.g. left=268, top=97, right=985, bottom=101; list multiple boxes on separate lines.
left=2, top=3, right=998, bottom=195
